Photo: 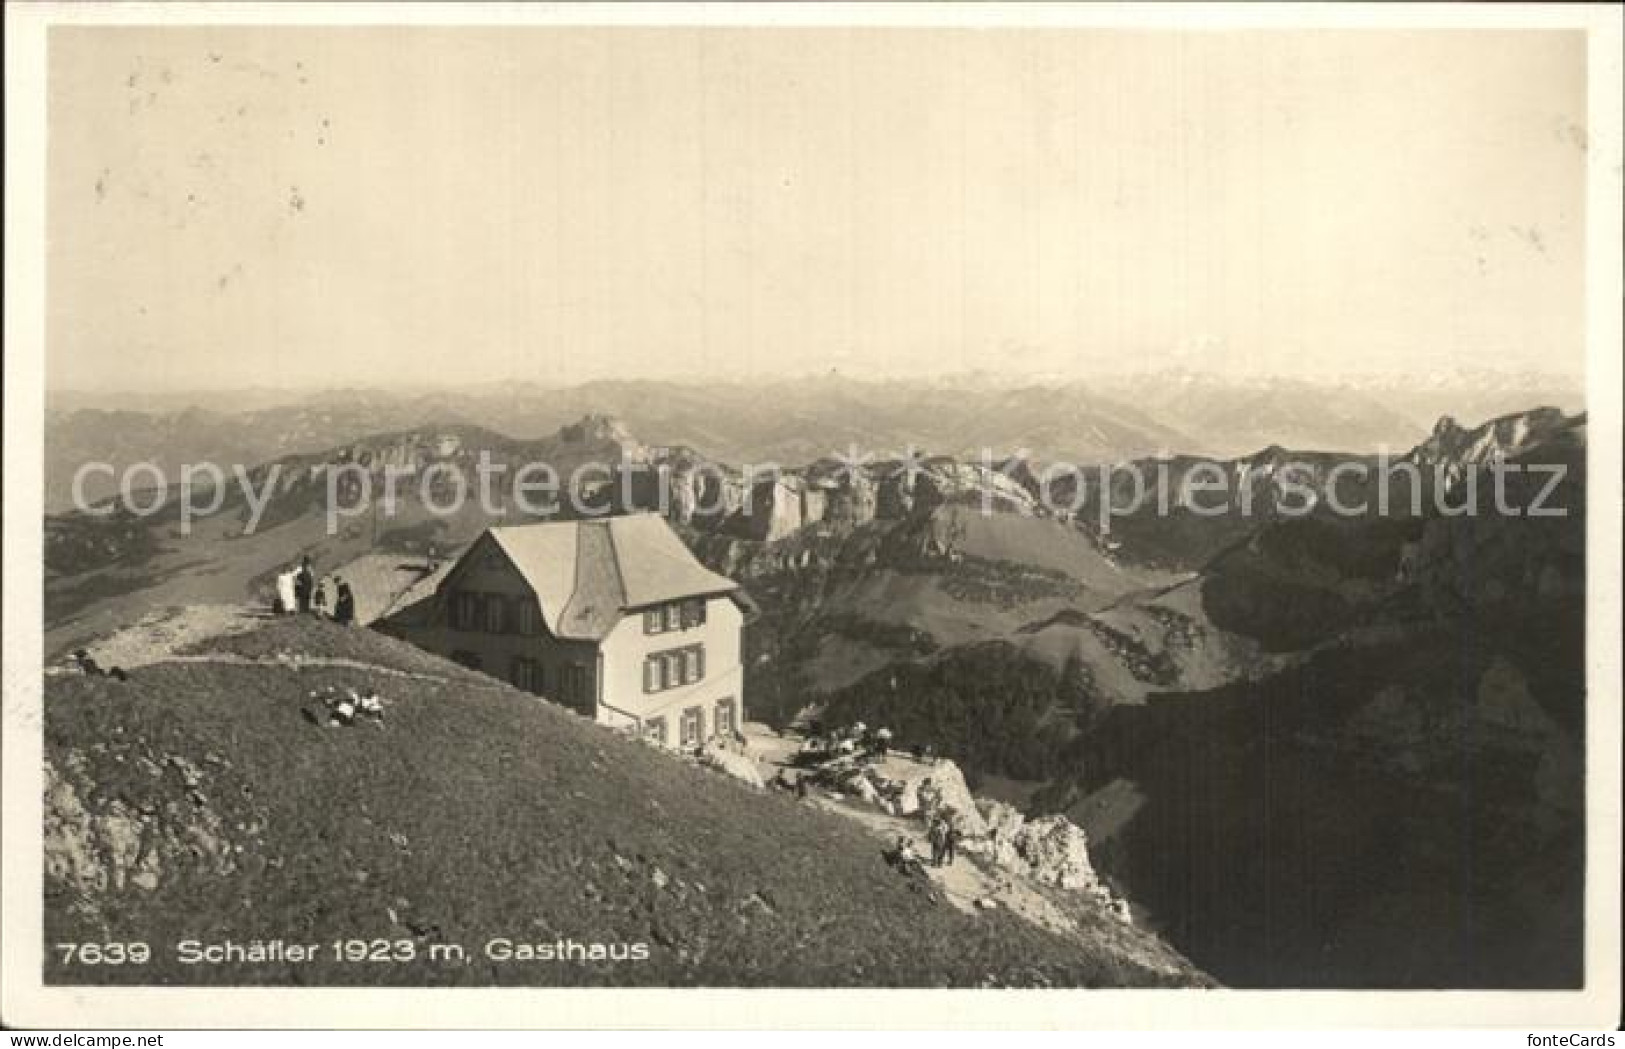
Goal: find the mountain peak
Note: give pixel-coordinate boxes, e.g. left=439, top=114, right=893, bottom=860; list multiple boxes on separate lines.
left=558, top=413, right=637, bottom=447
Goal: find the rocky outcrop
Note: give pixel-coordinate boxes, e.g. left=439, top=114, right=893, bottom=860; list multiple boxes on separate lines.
left=45, top=752, right=239, bottom=913
left=893, top=760, right=988, bottom=837
left=697, top=744, right=767, bottom=790
left=1011, top=815, right=1100, bottom=891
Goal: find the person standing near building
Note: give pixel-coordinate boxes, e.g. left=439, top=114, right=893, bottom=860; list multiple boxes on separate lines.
left=334, top=577, right=356, bottom=625
left=275, top=567, right=298, bottom=614
left=294, top=556, right=315, bottom=614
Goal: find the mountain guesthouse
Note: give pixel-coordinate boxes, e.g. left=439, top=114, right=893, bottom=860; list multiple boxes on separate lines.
left=384, top=513, right=751, bottom=750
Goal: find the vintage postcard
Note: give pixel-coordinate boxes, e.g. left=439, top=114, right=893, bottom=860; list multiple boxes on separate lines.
left=3, top=1, right=1621, bottom=1031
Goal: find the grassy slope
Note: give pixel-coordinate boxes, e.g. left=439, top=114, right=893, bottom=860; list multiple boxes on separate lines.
left=44, top=618, right=1205, bottom=988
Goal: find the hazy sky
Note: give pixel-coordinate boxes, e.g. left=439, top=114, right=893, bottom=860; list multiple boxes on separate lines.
left=48, top=27, right=1587, bottom=392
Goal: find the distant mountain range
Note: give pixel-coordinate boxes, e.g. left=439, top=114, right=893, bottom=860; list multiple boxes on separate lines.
left=44, top=372, right=1582, bottom=511
left=40, top=390, right=1587, bottom=990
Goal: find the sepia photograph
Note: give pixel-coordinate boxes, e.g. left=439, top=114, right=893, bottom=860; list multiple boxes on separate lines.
left=3, top=0, right=1621, bottom=1032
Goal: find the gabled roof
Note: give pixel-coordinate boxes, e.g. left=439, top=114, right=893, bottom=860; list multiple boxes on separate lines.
left=469, top=513, right=740, bottom=641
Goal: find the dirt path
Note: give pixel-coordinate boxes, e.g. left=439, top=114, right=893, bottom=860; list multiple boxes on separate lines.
left=64, top=604, right=268, bottom=670
left=810, top=792, right=1080, bottom=936
left=743, top=723, right=1079, bottom=937
left=49, top=603, right=502, bottom=690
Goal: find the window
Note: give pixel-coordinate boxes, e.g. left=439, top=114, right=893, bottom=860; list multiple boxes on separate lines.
left=450, top=591, right=482, bottom=631
left=714, top=697, right=736, bottom=737
left=643, top=644, right=705, bottom=693
left=645, top=600, right=707, bottom=634
left=484, top=594, right=509, bottom=634
left=644, top=717, right=668, bottom=746
left=511, top=657, right=540, bottom=693
left=679, top=706, right=704, bottom=748
left=515, top=599, right=540, bottom=636
left=564, top=664, right=591, bottom=706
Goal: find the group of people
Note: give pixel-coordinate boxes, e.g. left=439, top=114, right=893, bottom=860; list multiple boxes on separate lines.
left=69, top=649, right=129, bottom=682
left=306, top=685, right=386, bottom=729
left=926, top=814, right=963, bottom=868
left=884, top=816, right=963, bottom=886
left=275, top=556, right=356, bottom=625
left=804, top=721, right=895, bottom=761
left=769, top=768, right=813, bottom=800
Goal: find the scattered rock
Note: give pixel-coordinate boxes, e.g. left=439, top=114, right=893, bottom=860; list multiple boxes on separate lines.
left=697, top=745, right=766, bottom=790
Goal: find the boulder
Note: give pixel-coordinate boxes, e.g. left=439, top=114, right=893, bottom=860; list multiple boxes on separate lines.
left=1012, top=814, right=1099, bottom=891
left=971, top=798, right=1027, bottom=866
left=697, top=746, right=766, bottom=791
left=894, top=760, right=987, bottom=836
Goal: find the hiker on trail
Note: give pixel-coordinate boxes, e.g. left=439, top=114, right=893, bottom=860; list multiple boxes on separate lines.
left=795, top=774, right=810, bottom=800
left=312, top=580, right=329, bottom=618
left=928, top=818, right=948, bottom=867
left=71, top=649, right=103, bottom=676
left=890, top=836, right=928, bottom=880
left=874, top=726, right=893, bottom=758
left=294, top=557, right=315, bottom=614
left=944, top=822, right=962, bottom=866
left=334, top=578, right=356, bottom=625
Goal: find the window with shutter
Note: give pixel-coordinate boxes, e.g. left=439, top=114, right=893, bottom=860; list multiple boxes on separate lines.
left=663, top=604, right=681, bottom=632
left=644, top=609, right=662, bottom=634
left=695, top=645, right=706, bottom=681
left=511, top=658, right=539, bottom=692
left=516, top=599, right=539, bottom=636
left=485, top=595, right=507, bottom=634
left=565, top=664, right=590, bottom=705
left=644, top=656, right=659, bottom=693
left=680, top=706, right=703, bottom=747
left=458, top=593, right=473, bottom=631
